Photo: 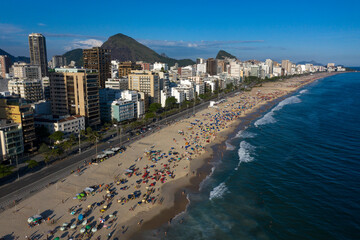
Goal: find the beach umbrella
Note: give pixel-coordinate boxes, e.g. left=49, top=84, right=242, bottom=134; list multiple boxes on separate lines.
left=62, top=222, right=69, bottom=226
left=86, top=225, right=91, bottom=230
left=27, top=217, right=34, bottom=223
left=78, top=214, right=84, bottom=221
left=82, top=220, right=87, bottom=225
left=70, top=224, right=76, bottom=229
left=91, top=227, right=98, bottom=233
left=60, top=226, right=66, bottom=231
left=80, top=228, right=86, bottom=233
left=54, top=237, right=60, bottom=240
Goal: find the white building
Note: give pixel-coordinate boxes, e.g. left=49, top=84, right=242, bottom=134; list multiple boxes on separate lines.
left=55, top=115, right=85, bottom=137
left=12, top=62, right=41, bottom=80
left=153, top=62, right=168, bottom=71
left=171, top=88, right=185, bottom=103
left=160, top=88, right=171, bottom=108
left=111, top=60, right=120, bottom=78
left=195, top=83, right=205, bottom=95
left=121, top=90, right=145, bottom=118
left=34, top=115, right=85, bottom=138
left=196, top=63, right=207, bottom=75
left=230, top=61, right=242, bottom=78
left=273, top=66, right=282, bottom=77
left=8, top=78, right=43, bottom=102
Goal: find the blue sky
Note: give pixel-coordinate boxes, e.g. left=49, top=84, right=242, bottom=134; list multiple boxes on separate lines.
left=1, top=0, right=359, bottom=66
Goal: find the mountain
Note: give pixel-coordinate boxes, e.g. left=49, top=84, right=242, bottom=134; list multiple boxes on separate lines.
left=0, top=48, right=30, bottom=63
left=101, top=33, right=195, bottom=67
left=62, top=33, right=195, bottom=67
left=216, top=50, right=237, bottom=60
left=62, top=48, right=83, bottom=66
left=297, top=60, right=324, bottom=66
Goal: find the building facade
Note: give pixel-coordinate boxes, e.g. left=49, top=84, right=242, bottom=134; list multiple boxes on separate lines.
left=128, top=70, right=160, bottom=104
left=0, top=120, right=24, bottom=162
left=49, top=68, right=100, bottom=127
left=0, top=97, right=37, bottom=153
left=111, top=99, right=135, bottom=122
left=105, top=78, right=129, bottom=90
left=12, top=62, right=42, bottom=80
left=83, top=47, right=111, bottom=89
left=118, top=62, right=142, bottom=77
left=29, top=33, right=48, bottom=77
left=8, top=79, right=43, bottom=102
left=51, top=55, right=67, bottom=68
left=0, top=55, right=12, bottom=79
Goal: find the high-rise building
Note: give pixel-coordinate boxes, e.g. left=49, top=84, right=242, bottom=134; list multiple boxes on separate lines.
left=51, top=55, right=67, bottom=68
left=0, top=97, right=37, bottom=153
left=265, top=59, right=273, bottom=74
left=128, top=70, right=160, bottom=104
left=0, top=120, right=24, bottom=163
left=83, top=47, right=111, bottom=89
left=28, top=33, right=48, bottom=77
left=8, top=79, right=43, bottom=102
left=281, top=60, right=292, bottom=75
left=206, top=58, right=217, bottom=76
left=49, top=68, right=100, bottom=127
left=118, top=62, right=142, bottom=77
left=12, top=62, right=42, bottom=80
left=0, top=55, right=12, bottom=78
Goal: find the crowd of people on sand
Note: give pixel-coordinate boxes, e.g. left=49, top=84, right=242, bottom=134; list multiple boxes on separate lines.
left=3, top=75, right=315, bottom=240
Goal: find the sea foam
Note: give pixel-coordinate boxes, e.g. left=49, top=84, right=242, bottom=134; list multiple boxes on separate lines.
left=235, top=141, right=255, bottom=170
left=254, top=96, right=301, bottom=127
left=225, top=140, right=236, bottom=150
left=209, top=182, right=228, bottom=200
left=299, top=89, right=308, bottom=94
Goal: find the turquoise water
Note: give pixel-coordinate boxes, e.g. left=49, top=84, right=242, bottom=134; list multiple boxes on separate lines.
left=142, top=73, right=360, bottom=240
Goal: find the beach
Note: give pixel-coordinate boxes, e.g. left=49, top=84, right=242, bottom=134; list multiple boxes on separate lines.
left=0, top=72, right=340, bottom=240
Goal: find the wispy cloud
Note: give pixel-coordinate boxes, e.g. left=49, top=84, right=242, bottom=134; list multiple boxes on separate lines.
left=45, top=33, right=106, bottom=40
left=138, top=39, right=265, bottom=49
left=64, top=39, right=103, bottom=51
left=0, top=23, right=23, bottom=34
left=38, top=23, right=46, bottom=27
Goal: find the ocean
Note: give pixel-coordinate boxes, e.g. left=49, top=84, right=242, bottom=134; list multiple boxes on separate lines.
left=140, top=72, right=360, bottom=240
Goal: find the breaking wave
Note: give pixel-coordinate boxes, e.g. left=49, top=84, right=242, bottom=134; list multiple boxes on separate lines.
left=235, top=141, right=255, bottom=170
left=254, top=96, right=301, bottom=127
left=209, top=182, right=228, bottom=200
left=225, top=140, right=236, bottom=150
left=299, top=89, right=308, bottom=94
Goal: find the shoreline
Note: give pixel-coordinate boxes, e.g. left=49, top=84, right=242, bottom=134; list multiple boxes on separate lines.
left=126, top=72, right=342, bottom=239
left=0, top=72, right=341, bottom=240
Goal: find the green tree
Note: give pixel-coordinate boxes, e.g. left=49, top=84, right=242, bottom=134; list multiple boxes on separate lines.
left=49, top=131, right=64, bottom=143
left=38, top=143, right=50, bottom=154
left=69, top=134, right=77, bottom=143
left=165, top=96, right=177, bottom=109
left=26, top=160, right=39, bottom=169
left=145, top=112, right=156, bottom=120
left=0, top=164, right=13, bottom=177
left=149, top=103, right=162, bottom=113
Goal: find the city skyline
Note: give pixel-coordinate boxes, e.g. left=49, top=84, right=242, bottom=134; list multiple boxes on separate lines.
left=0, top=0, right=359, bottom=66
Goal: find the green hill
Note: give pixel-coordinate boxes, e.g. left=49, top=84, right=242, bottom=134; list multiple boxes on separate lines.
left=62, top=48, right=83, bottom=66
left=216, top=50, right=237, bottom=60
left=62, top=33, right=195, bottom=67
left=0, top=48, right=30, bottom=63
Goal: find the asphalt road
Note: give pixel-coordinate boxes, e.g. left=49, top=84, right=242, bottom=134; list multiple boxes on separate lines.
left=0, top=90, right=239, bottom=212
